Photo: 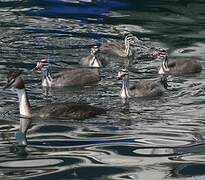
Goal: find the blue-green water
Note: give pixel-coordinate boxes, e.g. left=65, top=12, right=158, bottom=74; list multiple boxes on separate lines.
left=0, top=0, right=205, bottom=179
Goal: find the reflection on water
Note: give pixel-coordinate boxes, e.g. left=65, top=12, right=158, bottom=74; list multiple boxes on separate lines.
left=0, top=0, right=205, bottom=179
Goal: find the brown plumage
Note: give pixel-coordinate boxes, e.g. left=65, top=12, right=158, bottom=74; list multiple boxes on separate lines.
left=99, top=34, right=138, bottom=57
left=100, top=42, right=128, bottom=57
left=32, top=102, right=106, bottom=120
left=129, top=79, right=164, bottom=97
left=164, top=59, right=202, bottom=75
left=50, top=68, right=100, bottom=87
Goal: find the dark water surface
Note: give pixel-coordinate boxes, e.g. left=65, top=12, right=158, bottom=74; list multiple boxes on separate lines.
left=0, top=0, right=205, bottom=179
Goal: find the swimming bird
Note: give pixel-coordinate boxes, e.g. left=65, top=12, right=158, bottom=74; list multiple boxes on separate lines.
left=80, top=46, right=106, bottom=67
left=152, top=49, right=202, bottom=75
left=117, top=69, right=167, bottom=99
left=32, top=59, right=101, bottom=87
left=99, top=34, right=139, bottom=58
left=3, top=70, right=106, bottom=119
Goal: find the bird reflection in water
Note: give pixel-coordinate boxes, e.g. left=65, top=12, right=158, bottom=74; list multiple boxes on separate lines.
left=10, top=117, right=32, bottom=156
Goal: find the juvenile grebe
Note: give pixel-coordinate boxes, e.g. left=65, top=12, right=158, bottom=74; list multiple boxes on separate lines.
left=80, top=46, right=106, bottom=67
left=99, top=34, right=139, bottom=57
left=3, top=70, right=106, bottom=119
left=152, top=49, right=202, bottom=75
left=117, top=69, right=167, bottom=99
left=32, top=59, right=101, bottom=87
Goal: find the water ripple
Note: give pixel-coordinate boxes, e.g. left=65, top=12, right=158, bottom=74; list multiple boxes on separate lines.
left=0, top=0, right=205, bottom=179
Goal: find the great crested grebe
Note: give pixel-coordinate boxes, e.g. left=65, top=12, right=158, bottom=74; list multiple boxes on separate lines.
left=32, top=59, right=101, bottom=87
left=99, top=34, right=139, bottom=58
left=3, top=70, right=106, bottom=119
left=117, top=69, right=168, bottom=99
left=152, top=49, right=202, bottom=75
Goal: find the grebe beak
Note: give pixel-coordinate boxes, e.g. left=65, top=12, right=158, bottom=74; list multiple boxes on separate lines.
left=32, top=62, right=41, bottom=72
left=31, top=66, right=39, bottom=72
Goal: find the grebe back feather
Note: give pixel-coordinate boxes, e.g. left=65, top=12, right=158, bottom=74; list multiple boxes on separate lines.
left=4, top=70, right=106, bottom=119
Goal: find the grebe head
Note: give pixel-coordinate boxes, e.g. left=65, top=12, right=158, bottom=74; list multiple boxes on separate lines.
left=125, top=34, right=139, bottom=45
left=151, top=48, right=168, bottom=61
left=89, top=46, right=102, bottom=68
left=117, top=68, right=129, bottom=80
left=151, top=48, right=169, bottom=73
left=3, top=70, right=24, bottom=90
left=90, top=46, right=99, bottom=55
left=32, top=59, right=49, bottom=72
left=117, top=68, right=130, bottom=99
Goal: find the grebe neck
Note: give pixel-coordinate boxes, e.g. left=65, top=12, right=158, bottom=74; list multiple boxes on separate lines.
left=89, top=55, right=102, bottom=68
left=42, top=67, right=53, bottom=87
left=124, top=39, right=130, bottom=56
left=162, top=55, right=170, bottom=72
left=120, top=75, right=130, bottom=98
left=16, top=88, right=32, bottom=117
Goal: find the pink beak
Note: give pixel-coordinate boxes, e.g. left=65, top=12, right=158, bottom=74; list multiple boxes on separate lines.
left=150, top=51, right=161, bottom=60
